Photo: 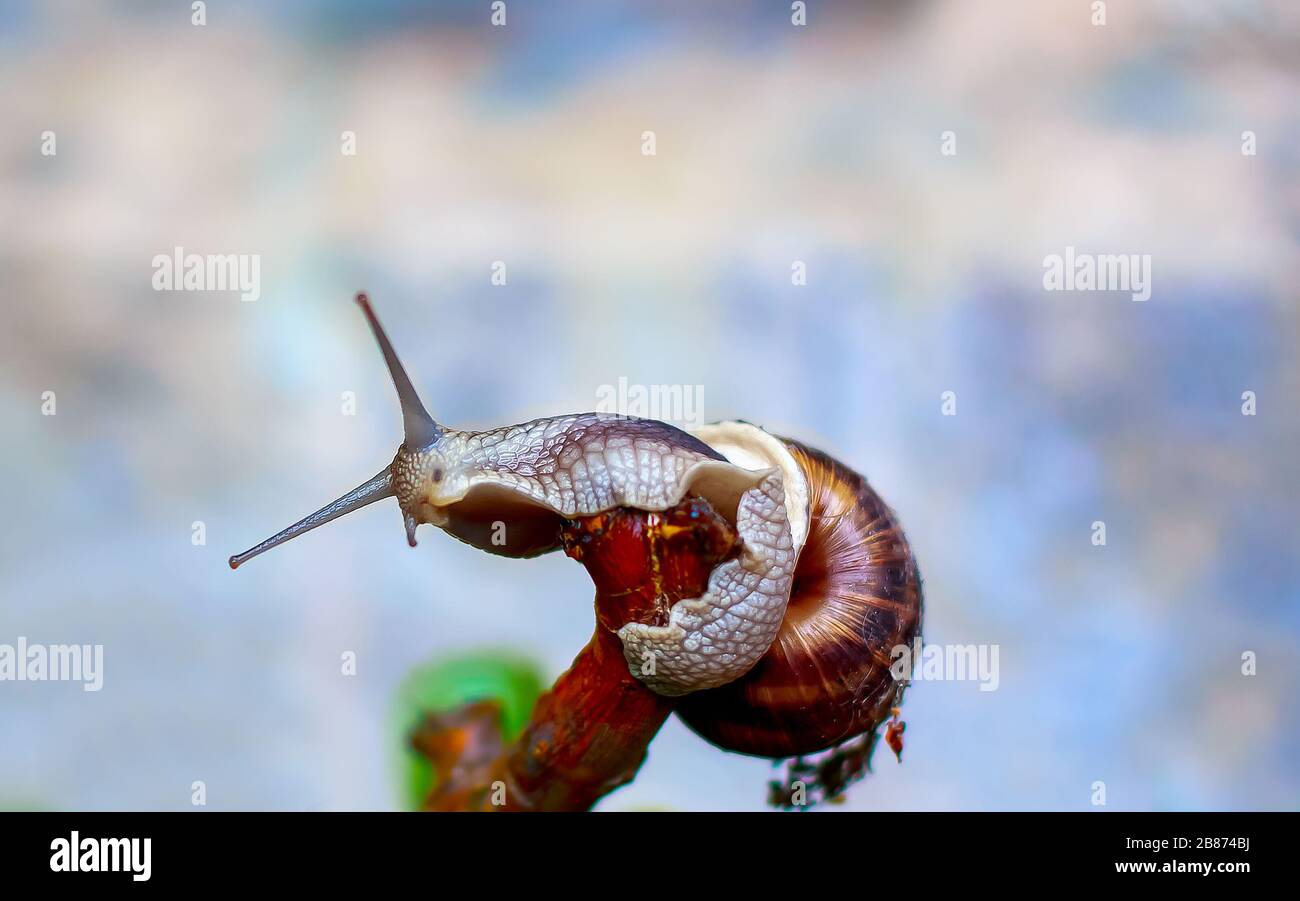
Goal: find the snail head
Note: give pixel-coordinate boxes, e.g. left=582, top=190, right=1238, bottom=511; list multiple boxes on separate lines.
left=229, top=293, right=461, bottom=569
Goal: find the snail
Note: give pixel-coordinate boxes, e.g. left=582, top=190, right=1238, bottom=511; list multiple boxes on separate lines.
left=232, top=294, right=923, bottom=791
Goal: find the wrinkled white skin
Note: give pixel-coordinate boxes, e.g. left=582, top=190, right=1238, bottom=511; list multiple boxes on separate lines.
left=616, top=469, right=795, bottom=695
left=400, top=415, right=810, bottom=696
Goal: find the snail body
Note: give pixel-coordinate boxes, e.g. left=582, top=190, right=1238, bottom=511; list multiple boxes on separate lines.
left=232, top=295, right=923, bottom=764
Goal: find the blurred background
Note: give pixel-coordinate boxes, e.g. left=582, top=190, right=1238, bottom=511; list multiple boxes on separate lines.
left=1, top=0, right=1297, bottom=811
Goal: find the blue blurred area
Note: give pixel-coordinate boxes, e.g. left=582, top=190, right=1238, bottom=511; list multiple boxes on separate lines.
left=0, top=0, right=1296, bottom=811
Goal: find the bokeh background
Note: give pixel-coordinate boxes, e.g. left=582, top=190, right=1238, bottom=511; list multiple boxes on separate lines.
left=1, top=0, right=1297, bottom=811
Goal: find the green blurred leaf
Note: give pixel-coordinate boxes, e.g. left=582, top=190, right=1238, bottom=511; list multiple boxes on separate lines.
left=390, top=651, right=545, bottom=810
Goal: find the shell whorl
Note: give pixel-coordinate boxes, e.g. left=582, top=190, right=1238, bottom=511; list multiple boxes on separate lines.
left=674, top=439, right=924, bottom=759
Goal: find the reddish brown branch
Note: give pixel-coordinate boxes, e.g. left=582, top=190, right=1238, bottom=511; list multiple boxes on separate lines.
left=413, top=497, right=738, bottom=811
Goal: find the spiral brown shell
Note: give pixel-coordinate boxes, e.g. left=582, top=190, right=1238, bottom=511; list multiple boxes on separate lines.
left=674, top=439, right=923, bottom=759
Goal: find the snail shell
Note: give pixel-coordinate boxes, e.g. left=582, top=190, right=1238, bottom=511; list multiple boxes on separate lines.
left=675, top=438, right=923, bottom=758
